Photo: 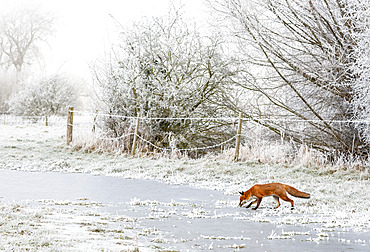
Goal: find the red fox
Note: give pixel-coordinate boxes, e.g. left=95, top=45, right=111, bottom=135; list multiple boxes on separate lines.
left=239, top=183, right=310, bottom=210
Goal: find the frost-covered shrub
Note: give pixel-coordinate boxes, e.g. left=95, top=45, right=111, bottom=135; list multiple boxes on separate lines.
left=9, top=74, right=78, bottom=119
left=92, top=10, right=236, bottom=154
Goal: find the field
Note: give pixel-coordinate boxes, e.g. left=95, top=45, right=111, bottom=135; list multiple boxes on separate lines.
left=0, top=123, right=369, bottom=250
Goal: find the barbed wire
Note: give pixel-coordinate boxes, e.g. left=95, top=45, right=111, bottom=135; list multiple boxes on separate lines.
left=135, top=134, right=238, bottom=152
left=71, top=110, right=238, bottom=122
left=80, top=130, right=237, bottom=152
left=67, top=110, right=370, bottom=153
left=70, top=110, right=370, bottom=124
left=2, top=111, right=369, bottom=124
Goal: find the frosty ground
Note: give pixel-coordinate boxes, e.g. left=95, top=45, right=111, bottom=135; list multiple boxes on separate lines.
left=0, top=124, right=369, bottom=251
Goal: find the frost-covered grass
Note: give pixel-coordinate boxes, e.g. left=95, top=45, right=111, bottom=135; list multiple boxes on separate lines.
left=71, top=117, right=370, bottom=172
left=1, top=124, right=370, bottom=249
left=0, top=201, right=141, bottom=251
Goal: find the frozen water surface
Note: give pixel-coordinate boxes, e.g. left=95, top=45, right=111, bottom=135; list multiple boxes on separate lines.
left=0, top=169, right=368, bottom=251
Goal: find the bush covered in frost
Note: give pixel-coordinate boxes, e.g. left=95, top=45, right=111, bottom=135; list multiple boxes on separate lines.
left=9, top=74, right=78, bottom=121
left=92, top=9, right=237, bottom=154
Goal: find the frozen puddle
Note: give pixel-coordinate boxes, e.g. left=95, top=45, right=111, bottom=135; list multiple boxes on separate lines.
left=0, top=169, right=369, bottom=251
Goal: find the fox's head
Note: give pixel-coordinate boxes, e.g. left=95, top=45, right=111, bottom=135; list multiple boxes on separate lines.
left=239, top=191, right=250, bottom=207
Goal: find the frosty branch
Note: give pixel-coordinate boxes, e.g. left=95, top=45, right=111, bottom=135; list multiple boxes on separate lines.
left=209, top=0, right=369, bottom=155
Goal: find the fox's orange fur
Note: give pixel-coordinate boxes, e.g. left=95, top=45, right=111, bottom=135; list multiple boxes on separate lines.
left=239, top=183, right=310, bottom=210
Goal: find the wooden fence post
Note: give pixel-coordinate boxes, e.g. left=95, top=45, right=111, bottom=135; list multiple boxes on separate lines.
left=131, top=113, right=141, bottom=156
left=234, top=112, right=243, bottom=161
left=66, top=107, right=74, bottom=145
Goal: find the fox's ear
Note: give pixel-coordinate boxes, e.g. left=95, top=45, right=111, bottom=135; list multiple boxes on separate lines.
left=239, top=191, right=244, bottom=195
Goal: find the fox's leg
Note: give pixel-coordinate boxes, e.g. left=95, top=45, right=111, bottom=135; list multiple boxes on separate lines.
left=252, top=197, right=262, bottom=210
left=273, top=195, right=280, bottom=209
left=280, top=195, right=294, bottom=209
left=245, top=199, right=257, bottom=208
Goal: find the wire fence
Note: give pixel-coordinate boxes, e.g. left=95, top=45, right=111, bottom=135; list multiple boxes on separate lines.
left=65, top=109, right=370, bottom=159
left=0, top=113, right=67, bottom=126
left=2, top=109, right=369, bottom=160
left=66, top=109, right=243, bottom=158
left=70, top=110, right=370, bottom=124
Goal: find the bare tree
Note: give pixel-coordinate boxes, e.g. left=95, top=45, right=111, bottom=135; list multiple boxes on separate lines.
left=0, top=5, right=54, bottom=112
left=209, top=0, right=368, bottom=155
left=0, top=5, right=54, bottom=73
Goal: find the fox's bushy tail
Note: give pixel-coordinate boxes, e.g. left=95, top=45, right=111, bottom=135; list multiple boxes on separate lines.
left=283, top=185, right=310, bottom=198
